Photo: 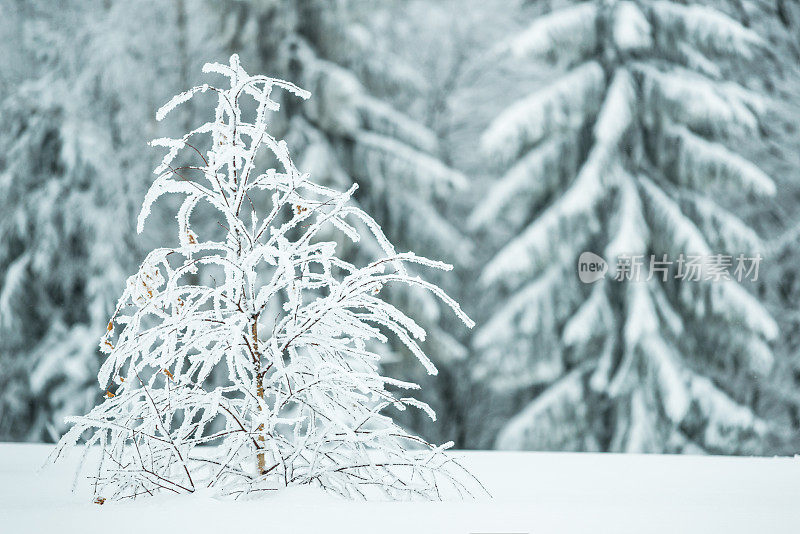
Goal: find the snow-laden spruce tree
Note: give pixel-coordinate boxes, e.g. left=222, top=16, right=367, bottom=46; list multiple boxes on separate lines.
left=214, top=0, right=473, bottom=442
left=0, top=0, right=207, bottom=442
left=0, top=85, right=115, bottom=441
left=472, top=0, right=779, bottom=453
left=53, top=55, right=478, bottom=501
left=0, top=1, right=134, bottom=441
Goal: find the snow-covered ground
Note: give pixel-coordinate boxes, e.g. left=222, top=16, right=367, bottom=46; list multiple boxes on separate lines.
left=1, top=443, right=798, bottom=533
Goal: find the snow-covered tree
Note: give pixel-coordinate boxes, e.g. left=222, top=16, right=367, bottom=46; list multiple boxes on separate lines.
left=0, top=2, right=134, bottom=441
left=472, top=0, right=780, bottom=453
left=0, top=83, right=125, bottom=441
left=53, top=55, right=478, bottom=501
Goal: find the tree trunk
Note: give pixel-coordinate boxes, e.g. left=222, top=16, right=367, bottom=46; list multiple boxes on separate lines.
left=252, top=318, right=267, bottom=475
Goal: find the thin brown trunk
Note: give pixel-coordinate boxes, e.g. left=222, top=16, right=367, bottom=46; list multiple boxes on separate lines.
left=253, top=319, right=267, bottom=475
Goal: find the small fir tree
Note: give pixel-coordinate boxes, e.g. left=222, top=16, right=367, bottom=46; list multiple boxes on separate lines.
left=53, top=55, right=478, bottom=501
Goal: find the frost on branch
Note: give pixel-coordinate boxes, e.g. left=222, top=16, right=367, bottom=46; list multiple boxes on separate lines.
left=52, top=55, right=480, bottom=501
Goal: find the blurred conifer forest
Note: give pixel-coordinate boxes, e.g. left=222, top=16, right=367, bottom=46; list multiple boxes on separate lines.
left=2, top=0, right=800, bottom=455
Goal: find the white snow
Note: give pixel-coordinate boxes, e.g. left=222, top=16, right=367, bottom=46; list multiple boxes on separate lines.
left=468, top=137, right=565, bottom=230
left=481, top=61, right=605, bottom=163
left=670, top=125, right=776, bottom=196
left=479, top=143, right=610, bottom=288
left=612, top=2, right=652, bottom=52
left=2, top=444, right=800, bottom=533
left=593, top=69, right=635, bottom=149
left=639, top=65, right=762, bottom=138
left=651, top=1, right=765, bottom=58
left=507, top=2, right=598, bottom=64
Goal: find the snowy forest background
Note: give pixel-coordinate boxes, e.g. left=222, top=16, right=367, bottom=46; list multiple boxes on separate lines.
left=2, top=0, right=800, bottom=456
